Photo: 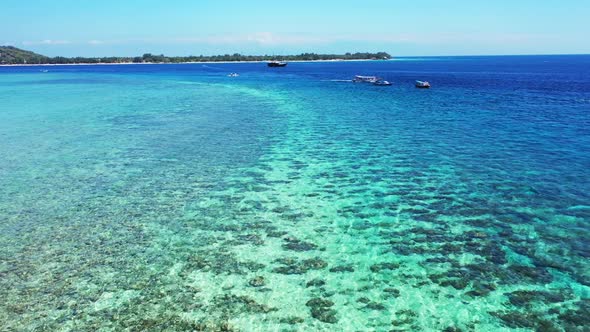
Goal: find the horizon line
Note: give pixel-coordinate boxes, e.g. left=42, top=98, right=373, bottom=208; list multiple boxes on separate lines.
left=2, top=45, right=589, bottom=59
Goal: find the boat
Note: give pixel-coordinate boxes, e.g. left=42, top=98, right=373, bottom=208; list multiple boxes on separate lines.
left=373, top=80, right=392, bottom=86
left=353, top=75, right=379, bottom=83
left=415, top=80, right=431, bottom=88
left=227, top=73, right=239, bottom=77
left=268, top=61, right=287, bottom=67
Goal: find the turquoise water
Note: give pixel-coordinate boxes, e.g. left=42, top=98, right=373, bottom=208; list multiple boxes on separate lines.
left=1, top=56, right=589, bottom=331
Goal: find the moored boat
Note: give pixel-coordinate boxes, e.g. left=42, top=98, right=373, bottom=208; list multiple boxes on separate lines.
left=353, top=75, right=379, bottom=83
left=415, top=80, right=431, bottom=88
left=268, top=61, right=287, bottom=67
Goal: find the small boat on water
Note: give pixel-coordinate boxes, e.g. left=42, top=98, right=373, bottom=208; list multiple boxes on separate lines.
left=227, top=73, right=239, bottom=77
left=268, top=61, right=287, bottom=67
left=415, top=80, right=431, bottom=88
left=353, top=75, right=379, bottom=83
left=373, top=80, right=392, bottom=86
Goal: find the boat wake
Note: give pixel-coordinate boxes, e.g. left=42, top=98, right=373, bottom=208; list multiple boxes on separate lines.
left=201, top=64, right=224, bottom=71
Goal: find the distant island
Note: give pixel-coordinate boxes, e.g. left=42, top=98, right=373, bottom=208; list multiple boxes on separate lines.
left=0, top=46, right=391, bottom=65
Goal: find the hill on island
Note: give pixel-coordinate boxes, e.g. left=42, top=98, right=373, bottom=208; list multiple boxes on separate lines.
left=0, top=46, right=391, bottom=65
left=0, top=46, right=49, bottom=64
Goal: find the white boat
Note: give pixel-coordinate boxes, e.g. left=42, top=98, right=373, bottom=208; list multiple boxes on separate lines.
left=268, top=61, right=287, bottom=67
left=415, top=80, right=431, bottom=88
left=353, top=75, right=379, bottom=83
left=227, top=73, right=239, bottom=77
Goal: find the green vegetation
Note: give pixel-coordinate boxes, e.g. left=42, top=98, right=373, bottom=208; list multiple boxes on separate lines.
left=0, top=46, right=49, bottom=64
left=139, top=51, right=391, bottom=63
left=0, top=46, right=391, bottom=65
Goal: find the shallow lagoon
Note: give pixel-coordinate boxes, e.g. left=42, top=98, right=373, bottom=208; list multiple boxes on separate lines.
left=1, top=56, right=589, bottom=331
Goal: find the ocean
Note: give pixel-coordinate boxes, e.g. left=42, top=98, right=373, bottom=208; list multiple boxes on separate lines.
left=1, top=55, right=589, bottom=331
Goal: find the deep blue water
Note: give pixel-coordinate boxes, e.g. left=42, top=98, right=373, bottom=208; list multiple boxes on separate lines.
left=0, top=55, right=589, bottom=331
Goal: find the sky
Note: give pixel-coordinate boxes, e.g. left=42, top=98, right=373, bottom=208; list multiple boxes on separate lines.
left=2, top=0, right=589, bottom=57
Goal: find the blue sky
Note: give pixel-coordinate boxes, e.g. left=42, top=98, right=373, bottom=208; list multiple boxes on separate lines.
left=2, top=0, right=589, bottom=56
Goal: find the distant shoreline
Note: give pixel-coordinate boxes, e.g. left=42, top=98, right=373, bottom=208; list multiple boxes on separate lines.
left=0, top=47, right=393, bottom=66
left=0, top=59, right=382, bottom=67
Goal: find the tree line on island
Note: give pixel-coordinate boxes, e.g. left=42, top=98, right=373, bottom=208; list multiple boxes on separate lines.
left=0, top=46, right=391, bottom=65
